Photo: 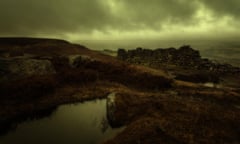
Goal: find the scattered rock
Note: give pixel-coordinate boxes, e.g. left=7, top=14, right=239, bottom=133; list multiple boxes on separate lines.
left=68, top=54, right=93, bottom=68
left=118, top=45, right=240, bottom=73
left=117, top=45, right=240, bottom=83
left=0, top=57, right=56, bottom=81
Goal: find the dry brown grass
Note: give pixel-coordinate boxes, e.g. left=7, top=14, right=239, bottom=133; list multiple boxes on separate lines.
left=0, top=75, right=57, bottom=100
left=50, top=55, right=173, bottom=90
left=104, top=86, right=240, bottom=144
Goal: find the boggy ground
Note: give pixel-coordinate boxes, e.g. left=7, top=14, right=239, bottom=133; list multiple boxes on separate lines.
left=0, top=38, right=239, bottom=143
left=0, top=38, right=172, bottom=136
left=0, top=60, right=171, bottom=136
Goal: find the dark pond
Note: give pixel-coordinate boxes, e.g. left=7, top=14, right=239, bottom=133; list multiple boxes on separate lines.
left=0, top=99, right=123, bottom=144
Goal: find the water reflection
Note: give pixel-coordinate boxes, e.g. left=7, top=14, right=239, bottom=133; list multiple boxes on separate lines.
left=0, top=106, right=57, bottom=136
left=0, top=99, right=123, bottom=144
left=203, top=82, right=222, bottom=88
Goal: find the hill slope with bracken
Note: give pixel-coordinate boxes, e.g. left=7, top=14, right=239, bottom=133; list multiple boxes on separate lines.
left=0, top=38, right=239, bottom=144
left=0, top=37, right=117, bottom=61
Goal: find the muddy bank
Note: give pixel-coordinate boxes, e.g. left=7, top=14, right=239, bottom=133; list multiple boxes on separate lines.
left=0, top=81, right=116, bottom=136
left=0, top=98, right=124, bottom=144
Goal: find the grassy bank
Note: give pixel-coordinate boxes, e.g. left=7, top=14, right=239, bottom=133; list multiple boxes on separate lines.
left=104, top=85, right=240, bottom=144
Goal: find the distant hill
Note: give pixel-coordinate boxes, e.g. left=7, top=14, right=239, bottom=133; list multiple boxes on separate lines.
left=0, top=37, right=69, bottom=45
left=0, top=37, right=118, bottom=62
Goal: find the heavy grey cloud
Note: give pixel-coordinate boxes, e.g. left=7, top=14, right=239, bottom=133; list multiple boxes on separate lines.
left=112, top=0, right=199, bottom=29
left=0, top=0, right=199, bottom=34
left=0, top=0, right=239, bottom=39
left=0, top=0, right=112, bottom=35
left=199, top=0, right=240, bottom=18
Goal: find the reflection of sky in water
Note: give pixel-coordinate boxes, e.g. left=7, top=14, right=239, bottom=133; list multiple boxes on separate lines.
left=203, top=83, right=222, bottom=88
left=0, top=99, right=123, bottom=144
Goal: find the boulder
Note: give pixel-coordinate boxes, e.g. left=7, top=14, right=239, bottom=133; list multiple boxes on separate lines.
left=0, top=58, right=56, bottom=81
left=106, top=93, right=117, bottom=127
left=68, top=55, right=92, bottom=68
left=117, top=49, right=127, bottom=60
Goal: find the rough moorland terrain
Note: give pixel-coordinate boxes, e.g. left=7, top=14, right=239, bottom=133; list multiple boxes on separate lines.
left=0, top=38, right=239, bottom=143
left=117, top=46, right=240, bottom=86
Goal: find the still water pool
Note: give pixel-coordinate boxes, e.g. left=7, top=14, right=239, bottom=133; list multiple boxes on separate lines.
left=0, top=99, right=123, bottom=144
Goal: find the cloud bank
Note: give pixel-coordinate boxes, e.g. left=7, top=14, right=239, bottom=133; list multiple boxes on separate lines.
left=0, top=0, right=239, bottom=41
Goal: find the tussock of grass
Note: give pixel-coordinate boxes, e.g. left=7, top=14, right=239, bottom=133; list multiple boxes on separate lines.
left=68, top=60, right=173, bottom=90
left=104, top=87, right=240, bottom=144
left=0, top=75, right=56, bottom=100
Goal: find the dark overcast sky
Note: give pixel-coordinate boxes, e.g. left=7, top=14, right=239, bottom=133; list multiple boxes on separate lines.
left=0, top=0, right=239, bottom=41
